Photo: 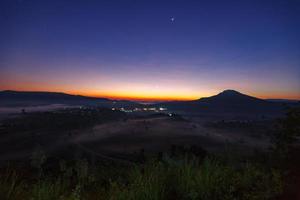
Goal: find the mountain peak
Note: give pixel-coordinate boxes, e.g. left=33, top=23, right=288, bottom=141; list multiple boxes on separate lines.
left=197, top=89, right=265, bottom=105
left=218, top=89, right=241, bottom=96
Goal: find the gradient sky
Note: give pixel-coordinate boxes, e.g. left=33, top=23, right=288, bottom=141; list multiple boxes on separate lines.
left=1, top=0, right=300, bottom=100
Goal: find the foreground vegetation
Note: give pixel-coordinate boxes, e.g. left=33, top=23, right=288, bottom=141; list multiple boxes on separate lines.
left=0, top=151, right=282, bottom=200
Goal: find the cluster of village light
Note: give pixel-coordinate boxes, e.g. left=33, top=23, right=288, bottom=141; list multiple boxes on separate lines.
left=111, top=107, right=167, bottom=113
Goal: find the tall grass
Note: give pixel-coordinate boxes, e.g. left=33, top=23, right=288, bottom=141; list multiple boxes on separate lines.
left=0, top=155, right=282, bottom=200
left=109, top=156, right=282, bottom=200
left=0, top=169, right=27, bottom=200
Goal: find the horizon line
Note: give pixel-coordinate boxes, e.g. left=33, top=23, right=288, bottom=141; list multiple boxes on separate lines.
left=1, top=89, right=300, bottom=102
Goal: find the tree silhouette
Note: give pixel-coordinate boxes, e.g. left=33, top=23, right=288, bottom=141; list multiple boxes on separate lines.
left=272, top=106, right=300, bottom=159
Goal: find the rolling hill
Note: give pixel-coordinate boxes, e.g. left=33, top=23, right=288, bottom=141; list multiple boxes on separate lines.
left=0, top=90, right=139, bottom=108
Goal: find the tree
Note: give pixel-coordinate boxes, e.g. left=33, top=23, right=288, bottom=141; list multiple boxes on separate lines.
left=272, top=106, right=300, bottom=159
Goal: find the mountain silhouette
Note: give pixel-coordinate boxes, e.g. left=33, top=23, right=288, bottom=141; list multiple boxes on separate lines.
left=157, top=89, right=286, bottom=114
left=196, top=90, right=265, bottom=105
left=0, top=90, right=110, bottom=102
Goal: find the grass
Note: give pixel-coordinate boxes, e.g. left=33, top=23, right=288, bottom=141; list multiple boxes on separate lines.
left=0, top=153, right=283, bottom=200
left=0, top=168, right=28, bottom=200
left=110, top=156, right=282, bottom=200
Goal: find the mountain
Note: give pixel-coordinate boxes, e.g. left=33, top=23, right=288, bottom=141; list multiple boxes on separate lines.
left=156, top=90, right=287, bottom=114
left=0, top=90, right=140, bottom=108
left=197, top=90, right=265, bottom=105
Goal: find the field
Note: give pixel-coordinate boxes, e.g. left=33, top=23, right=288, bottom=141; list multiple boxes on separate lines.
left=0, top=106, right=298, bottom=199
left=0, top=107, right=274, bottom=163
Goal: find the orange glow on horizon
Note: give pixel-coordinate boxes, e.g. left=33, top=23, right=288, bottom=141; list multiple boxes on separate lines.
left=2, top=87, right=299, bottom=101
left=1, top=77, right=299, bottom=101
left=54, top=90, right=202, bottom=101
left=91, top=92, right=300, bottom=101
left=1, top=70, right=299, bottom=101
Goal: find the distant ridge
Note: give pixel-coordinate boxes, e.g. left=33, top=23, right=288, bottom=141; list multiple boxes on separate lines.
left=0, top=90, right=110, bottom=101
left=0, top=90, right=139, bottom=108
left=266, top=99, right=299, bottom=103
left=0, top=90, right=297, bottom=114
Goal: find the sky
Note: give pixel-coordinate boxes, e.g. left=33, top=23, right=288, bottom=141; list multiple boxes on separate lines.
left=0, top=0, right=300, bottom=101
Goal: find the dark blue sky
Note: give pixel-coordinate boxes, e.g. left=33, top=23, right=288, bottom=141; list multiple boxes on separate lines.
left=1, top=0, right=300, bottom=100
